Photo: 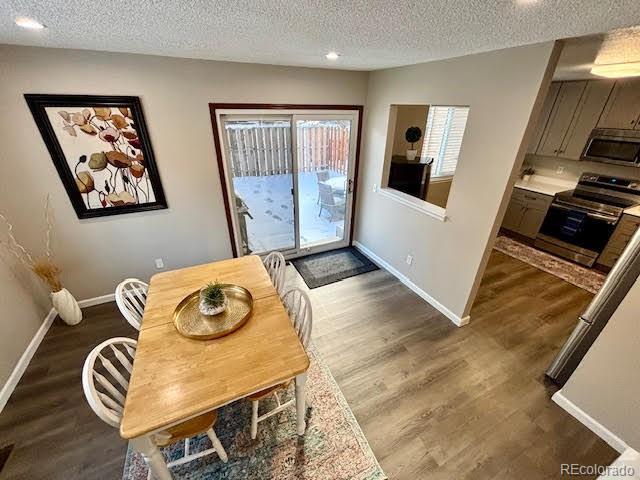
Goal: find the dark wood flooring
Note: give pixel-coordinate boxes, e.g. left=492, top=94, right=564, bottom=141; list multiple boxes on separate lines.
left=0, top=251, right=617, bottom=479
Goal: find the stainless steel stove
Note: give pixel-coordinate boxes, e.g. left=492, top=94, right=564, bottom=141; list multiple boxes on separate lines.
left=535, top=173, right=640, bottom=267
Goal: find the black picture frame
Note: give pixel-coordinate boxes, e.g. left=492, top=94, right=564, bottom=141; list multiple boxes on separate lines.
left=24, top=94, right=168, bottom=219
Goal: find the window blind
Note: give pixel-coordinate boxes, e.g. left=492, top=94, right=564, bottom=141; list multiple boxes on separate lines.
left=421, top=106, right=469, bottom=177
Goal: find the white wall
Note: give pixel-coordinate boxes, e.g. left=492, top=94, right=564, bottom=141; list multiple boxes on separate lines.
left=354, top=42, right=558, bottom=320
left=0, top=44, right=367, bottom=389
left=560, top=276, right=640, bottom=451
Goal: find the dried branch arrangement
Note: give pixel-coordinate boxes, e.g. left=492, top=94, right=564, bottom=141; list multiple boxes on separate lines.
left=0, top=195, right=62, bottom=292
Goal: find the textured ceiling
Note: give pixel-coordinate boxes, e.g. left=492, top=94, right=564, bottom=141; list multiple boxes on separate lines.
left=1, top=0, right=640, bottom=70
left=554, top=27, right=640, bottom=80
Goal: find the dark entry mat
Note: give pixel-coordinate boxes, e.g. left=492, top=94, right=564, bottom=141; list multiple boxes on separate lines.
left=291, top=247, right=379, bottom=289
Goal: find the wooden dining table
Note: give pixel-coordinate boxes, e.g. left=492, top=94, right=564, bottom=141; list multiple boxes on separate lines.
left=120, top=255, right=310, bottom=479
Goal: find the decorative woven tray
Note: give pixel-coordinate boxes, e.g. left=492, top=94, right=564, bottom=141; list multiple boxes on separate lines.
left=173, top=284, right=253, bottom=340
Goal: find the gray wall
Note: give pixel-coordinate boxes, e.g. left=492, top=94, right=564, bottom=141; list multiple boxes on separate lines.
left=354, top=42, right=558, bottom=320
left=0, top=44, right=368, bottom=300
left=0, top=44, right=368, bottom=388
left=0, top=259, right=50, bottom=390
left=561, top=276, right=640, bottom=450
left=525, top=153, right=640, bottom=182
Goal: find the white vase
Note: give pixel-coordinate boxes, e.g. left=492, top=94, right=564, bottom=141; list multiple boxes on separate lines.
left=406, top=149, right=418, bottom=161
left=51, top=288, right=82, bottom=325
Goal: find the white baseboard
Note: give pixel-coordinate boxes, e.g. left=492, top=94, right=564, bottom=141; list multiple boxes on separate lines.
left=603, top=448, right=640, bottom=479
left=0, top=307, right=56, bottom=412
left=353, top=241, right=470, bottom=327
left=77, top=293, right=115, bottom=308
left=552, top=390, right=629, bottom=453
left=0, top=291, right=116, bottom=413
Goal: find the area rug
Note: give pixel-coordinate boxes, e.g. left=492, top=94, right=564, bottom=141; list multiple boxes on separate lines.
left=291, top=247, right=379, bottom=289
left=493, top=235, right=605, bottom=294
left=122, top=346, right=386, bottom=480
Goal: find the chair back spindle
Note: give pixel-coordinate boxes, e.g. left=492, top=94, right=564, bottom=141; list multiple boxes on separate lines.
left=282, top=288, right=313, bottom=348
left=82, top=337, right=137, bottom=428
left=263, top=252, right=286, bottom=295
left=115, top=278, right=149, bottom=330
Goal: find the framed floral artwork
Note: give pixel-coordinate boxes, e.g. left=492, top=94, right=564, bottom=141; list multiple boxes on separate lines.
left=25, top=94, right=167, bottom=219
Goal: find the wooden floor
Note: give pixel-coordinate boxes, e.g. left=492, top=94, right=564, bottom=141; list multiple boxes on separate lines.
left=0, top=251, right=617, bottom=479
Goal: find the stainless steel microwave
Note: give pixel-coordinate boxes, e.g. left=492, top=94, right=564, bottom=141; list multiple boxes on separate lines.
left=581, top=128, right=640, bottom=167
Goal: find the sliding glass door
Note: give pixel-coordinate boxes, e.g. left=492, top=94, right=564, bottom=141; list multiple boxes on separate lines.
left=216, top=109, right=358, bottom=258
left=220, top=116, right=296, bottom=255
left=293, top=115, right=355, bottom=249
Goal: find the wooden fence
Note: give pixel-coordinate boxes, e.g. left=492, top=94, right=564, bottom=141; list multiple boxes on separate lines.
left=224, top=122, right=350, bottom=177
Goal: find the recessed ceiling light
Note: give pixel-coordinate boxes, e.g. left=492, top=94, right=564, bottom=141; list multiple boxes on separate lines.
left=325, top=52, right=340, bottom=60
left=15, top=17, right=46, bottom=30
left=591, top=62, right=640, bottom=78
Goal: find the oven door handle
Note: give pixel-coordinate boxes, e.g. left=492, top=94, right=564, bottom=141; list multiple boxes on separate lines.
left=550, top=202, right=619, bottom=224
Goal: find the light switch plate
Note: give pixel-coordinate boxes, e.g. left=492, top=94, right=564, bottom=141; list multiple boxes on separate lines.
left=155, top=258, right=164, bottom=269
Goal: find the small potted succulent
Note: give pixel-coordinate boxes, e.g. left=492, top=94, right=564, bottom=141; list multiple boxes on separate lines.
left=521, top=167, right=535, bottom=183
left=199, top=281, right=228, bottom=316
left=405, top=126, right=422, bottom=161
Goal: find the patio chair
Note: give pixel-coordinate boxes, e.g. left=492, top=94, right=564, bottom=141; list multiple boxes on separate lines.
left=315, top=170, right=331, bottom=204
left=318, top=183, right=345, bottom=221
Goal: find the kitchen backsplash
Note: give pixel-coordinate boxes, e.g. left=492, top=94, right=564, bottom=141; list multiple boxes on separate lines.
left=524, top=154, right=640, bottom=181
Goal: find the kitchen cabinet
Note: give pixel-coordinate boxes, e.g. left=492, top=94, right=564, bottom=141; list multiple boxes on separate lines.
left=502, top=198, right=526, bottom=232
left=537, top=81, right=587, bottom=157
left=519, top=206, right=549, bottom=238
left=597, top=214, right=640, bottom=268
left=560, top=80, right=614, bottom=159
left=528, top=82, right=560, bottom=154
left=502, top=188, right=553, bottom=239
left=528, top=79, right=616, bottom=160
left=597, top=78, right=640, bottom=130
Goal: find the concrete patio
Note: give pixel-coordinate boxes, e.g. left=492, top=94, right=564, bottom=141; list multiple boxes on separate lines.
left=233, top=171, right=346, bottom=253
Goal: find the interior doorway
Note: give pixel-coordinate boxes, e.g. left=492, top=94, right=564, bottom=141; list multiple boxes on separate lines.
left=210, top=104, right=362, bottom=258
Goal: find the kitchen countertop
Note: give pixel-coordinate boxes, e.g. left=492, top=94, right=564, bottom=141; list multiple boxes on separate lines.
left=514, top=175, right=576, bottom=196
left=623, top=205, right=640, bottom=218
left=514, top=175, right=640, bottom=218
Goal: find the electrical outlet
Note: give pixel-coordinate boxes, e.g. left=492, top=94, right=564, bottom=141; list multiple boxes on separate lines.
left=406, top=254, right=413, bottom=266
left=373, top=183, right=378, bottom=192
left=155, top=258, right=164, bottom=269
left=556, top=165, right=565, bottom=175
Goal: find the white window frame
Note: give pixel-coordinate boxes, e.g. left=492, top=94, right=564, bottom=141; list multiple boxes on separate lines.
left=421, top=105, right=470, bottom=180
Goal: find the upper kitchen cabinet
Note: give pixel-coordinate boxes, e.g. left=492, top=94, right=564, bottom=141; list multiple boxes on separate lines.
left=528, top=82, right=560, bottom=154
left=537, top=81, right=587, bottom=157
left=597, top=77, right=640, bottom=130
left=528, top=79, right=615, bottom=160
left=560, top=80, right=614, bottom=159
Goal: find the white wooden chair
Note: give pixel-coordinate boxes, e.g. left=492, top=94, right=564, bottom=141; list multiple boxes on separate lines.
left=115, top=278, right=149, bottom=330
left=82, top=337, right=228, bottom=473
left=248, top=288, right=313, bottom=439
left=263, top=251, right=286, bottom=296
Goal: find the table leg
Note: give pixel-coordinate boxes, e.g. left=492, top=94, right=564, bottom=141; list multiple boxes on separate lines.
left=131, top=435, right=172, bottom=480
left=295, top=373, right=307, bottom=435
